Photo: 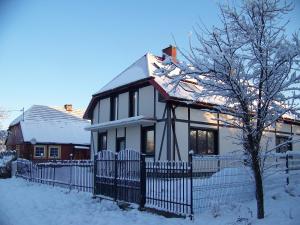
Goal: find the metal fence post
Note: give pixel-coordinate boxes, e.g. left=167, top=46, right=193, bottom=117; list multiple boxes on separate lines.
left=140, top=154, right=146, bottom=209
left=93, top=154, right=97, bottom=196
left=69, top=161, right=73, bottom=190
left=30, top=161, right=32, bottom=182
left=114, top=153, right=118, bottom=201
left=189, top=152, right=194, bottom=220
left=286, top=153, right=289, bottom=185
left=53, top=164, right=56, bottom=187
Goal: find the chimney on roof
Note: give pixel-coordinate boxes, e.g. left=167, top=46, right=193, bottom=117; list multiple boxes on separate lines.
left=162, top=45, right=177, bottom=63
left=64, top=104, right=73, bottom=112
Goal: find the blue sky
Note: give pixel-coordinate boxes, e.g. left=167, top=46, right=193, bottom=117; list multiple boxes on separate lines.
left=0, top=0, right=299, bottom=129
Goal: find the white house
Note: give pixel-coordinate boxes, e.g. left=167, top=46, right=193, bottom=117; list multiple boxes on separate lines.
left=84, top=46, right=300, bottom=161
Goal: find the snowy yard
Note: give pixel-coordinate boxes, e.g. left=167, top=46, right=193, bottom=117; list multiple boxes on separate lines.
left=0, top=178, right=300, bottom=225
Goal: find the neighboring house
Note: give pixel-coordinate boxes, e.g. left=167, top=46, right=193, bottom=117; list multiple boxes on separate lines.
left=84, top=46, right=300, bottom=161
left=6, top=104, right=90, bottom=160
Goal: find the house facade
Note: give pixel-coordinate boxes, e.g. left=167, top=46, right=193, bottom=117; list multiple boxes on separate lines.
left=6, top=104, right=91, bottom=160
left=84, top=46, right=300, bottom=161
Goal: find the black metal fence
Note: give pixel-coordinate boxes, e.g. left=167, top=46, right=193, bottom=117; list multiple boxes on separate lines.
left=94, top=150, right=141, bottom=204
left=16, top=159, right=93, bottom=192
left=15, top=150, right=300, bottom=218
left=94, top=150, right=300, bottom=218
left=144, top=160, right=192, bottom=216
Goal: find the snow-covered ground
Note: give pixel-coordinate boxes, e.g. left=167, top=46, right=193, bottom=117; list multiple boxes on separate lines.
left=0, top=178, right=299, bottom=225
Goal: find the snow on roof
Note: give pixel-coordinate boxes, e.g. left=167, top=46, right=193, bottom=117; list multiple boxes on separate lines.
left=10, top=105, right=90, bottom=145
left=85, top=115, right=156, bottom=131
left=95, top=53, right=224, bottom=105
left=96, top=54, right=150, bottom=93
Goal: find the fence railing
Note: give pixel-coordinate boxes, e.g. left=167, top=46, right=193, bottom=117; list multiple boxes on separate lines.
left=15, top=150, right=300, bottom=218
left=16, top=159, right=93, bottom=192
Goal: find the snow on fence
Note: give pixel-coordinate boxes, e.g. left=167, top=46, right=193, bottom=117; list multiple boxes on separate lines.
left=192, top=152, right=300, bottom=213
left=16, top=159, right=93, bottom=192
left=192, top=155, right=254, bottom=213
left=14, top=151, right=300, bottom=218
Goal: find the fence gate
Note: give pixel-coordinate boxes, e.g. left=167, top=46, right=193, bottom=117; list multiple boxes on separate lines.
left=94, top=150, right=141, bottom=204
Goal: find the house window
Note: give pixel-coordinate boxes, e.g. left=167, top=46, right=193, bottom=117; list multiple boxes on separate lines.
left=110, top=96, right=118, bottom=121
left=34, top=145, right=46, bottom=158
left=276, top=136, right=292, bottom=153
left=98, top=132, right=107, bottom=151
left=129, top=90, right=138, bottom=117
left=48, top=146, right=61, bottom=159
left=189, top=128, right=218, bottom=155
left=116, top=137, right=126, bottom=152
left=141, top=126, right=155, bottom=156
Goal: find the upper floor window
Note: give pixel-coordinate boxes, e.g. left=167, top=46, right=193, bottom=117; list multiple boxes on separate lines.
left=189, top=128, right=218, bottom=155
left=110, top=96, right=118, bottom=121
left=98, top=132, right=107, bottom=151
left=276, top=136, right=292, bottom=153
left=129, top=90, right=138, bottom=117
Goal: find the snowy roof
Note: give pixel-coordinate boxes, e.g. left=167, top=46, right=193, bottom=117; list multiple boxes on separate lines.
left=95, top=53, right=224, bottom=105
left=10, top=105, right=90, bottom=145
left=85, top=115, right=156, bottom=132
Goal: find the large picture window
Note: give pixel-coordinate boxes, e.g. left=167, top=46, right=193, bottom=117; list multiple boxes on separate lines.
left=142, top=126, right=155, bottom=156
left=110, top=96, right=118, bottom=121
left=98, top=132, right=107, bottom=151
left=276, top=136, right=292, bottom=153
left=34, top=145, right=46, bottom=158
left=129, top=90, right=138, bottom=117
left=189, top=128, right=218, bottom=155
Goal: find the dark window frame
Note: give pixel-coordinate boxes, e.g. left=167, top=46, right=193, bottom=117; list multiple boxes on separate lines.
left=116, top=137, right=126, bottom=152
left=276, top=135, right=292, bottom=153
left=110, top=95, right=118, bottom=121
left=98, top=132, right=107, bottom=152
left=141, top=125, right=155, bottom=156
left=189, top=127, right=218, bottom=155
left=129, top=90, right=139, bottom=117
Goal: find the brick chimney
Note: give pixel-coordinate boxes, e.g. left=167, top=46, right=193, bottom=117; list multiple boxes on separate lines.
left=64, top=104, right=73, bottom=112
left=162, top=45, right=177, bottom=63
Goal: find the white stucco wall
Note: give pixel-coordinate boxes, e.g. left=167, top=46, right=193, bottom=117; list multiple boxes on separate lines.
left=99, top=98, right=110, bottom=123
left=107, top=129, right=116, bottom=152
left=139, top=86, right=154, bottom=117
left=92, top=102, right=99, bottom=124
left=155, top=91, right=166, bottom=119
left=118, top=93, right=129, bottom=119
left=126, top=126, right=141, bottom=151
left=175, top=122, right=189, bottom=161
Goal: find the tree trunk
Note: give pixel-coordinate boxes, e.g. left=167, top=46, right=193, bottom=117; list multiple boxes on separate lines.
left=252, top=155, right=265, bottom=219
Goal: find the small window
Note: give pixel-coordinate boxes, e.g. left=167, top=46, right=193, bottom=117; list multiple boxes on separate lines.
left=276, top=136, right=292, bottom=153
left=129, top=90, right=138, bottom=117
left=110, top=96, right=118, bottom=121
left=98, top=132, right=107, bottom=151
left=142, top=126, right=155, bottom=156
left=189, top=128, right=218, bottom=155
left=48, top=146, right=61, bottom=159
left=116, top=137, right=126, bottom=152
left=34, top=145, right=46, bottom=158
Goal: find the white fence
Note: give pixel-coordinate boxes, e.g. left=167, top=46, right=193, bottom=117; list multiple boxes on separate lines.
left=16, top=159, right=93, bottom=192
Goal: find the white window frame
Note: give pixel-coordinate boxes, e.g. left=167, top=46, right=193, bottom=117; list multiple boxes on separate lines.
left=48, top=145, right=61, bottom=159
left=34, top=145, right=46, bottom=158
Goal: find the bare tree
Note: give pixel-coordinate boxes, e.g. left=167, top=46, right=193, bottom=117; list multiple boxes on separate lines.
left=0, top=108, right=7, bottom=129
left=158, top=0, right=300, bottom=219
